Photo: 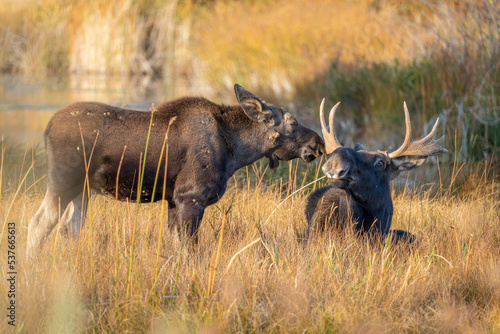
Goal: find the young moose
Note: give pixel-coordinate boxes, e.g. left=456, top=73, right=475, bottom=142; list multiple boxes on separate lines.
left=27, top=84, right=325, bottom=256
left=306, top=100, right=447, bottom=241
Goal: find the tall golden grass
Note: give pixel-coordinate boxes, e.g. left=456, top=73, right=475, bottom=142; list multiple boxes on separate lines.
left=3, top=0, right=496, bottom=161
left=0, top=1, right=498, bottom=331
left=0, top=138, right=499, bottom=332
left=1, top=1, right=497, bottom=158
left=0, top=0, right=192, bottom=76
left=285, top=0, right=499, bottom=162
left=195, top=0, right=421, bottom=96
left=2, top=0, right=496, bottom=90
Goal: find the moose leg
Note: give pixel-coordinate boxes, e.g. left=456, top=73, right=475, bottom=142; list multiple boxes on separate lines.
left=58, top=191, right=89, bottom=237
left=167, top=202, right=182, bottom=239
left=27, top=188, right=72, bottom=257
left=174, top=198, right=206, bottom=243
left=167, top=202, right=178, bottom=228
left=390, top=229, right=417, bottom=244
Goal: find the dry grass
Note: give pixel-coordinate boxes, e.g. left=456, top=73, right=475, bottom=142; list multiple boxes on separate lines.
left=1, top=140, right=499, bottom=333
left=195, top=0, right=422, bottom=96
left=0, top=0, right=191, bottom=76
left=1, top=0, right=497, bottom=163
left=0, top=0, right=498, bottom=331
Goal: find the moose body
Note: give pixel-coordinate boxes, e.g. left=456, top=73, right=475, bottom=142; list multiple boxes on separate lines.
left=27, top=84, right=325, bottom=255
left=306, top=101, right=447, bottom=241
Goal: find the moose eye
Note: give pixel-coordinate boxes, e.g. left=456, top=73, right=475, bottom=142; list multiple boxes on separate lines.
left=375, top=160, right=385, bottom=169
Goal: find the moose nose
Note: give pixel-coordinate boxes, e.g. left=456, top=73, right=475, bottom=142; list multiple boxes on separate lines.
left=323, top=162, right=350, bottom=180
left=301, top=140, right=324, bottom=162
left=302, top=152, right=316, bottom=162
left=305, top=133, right=326, bottom=158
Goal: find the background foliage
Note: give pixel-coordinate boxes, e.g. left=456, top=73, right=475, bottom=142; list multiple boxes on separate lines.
left=1, top=0, right=498, bottom=161
left=0, top=0, right=499, bottom=332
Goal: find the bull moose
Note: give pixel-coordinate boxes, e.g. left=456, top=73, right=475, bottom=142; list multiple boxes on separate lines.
left=306, top=100, right=447, bottom=242
left=27, top=84, right=325, bottom=255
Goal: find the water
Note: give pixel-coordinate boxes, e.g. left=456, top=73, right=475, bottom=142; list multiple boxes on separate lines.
left=0, top=74, right=215, bottom=144
left=0, top=74, right=451, bottom=188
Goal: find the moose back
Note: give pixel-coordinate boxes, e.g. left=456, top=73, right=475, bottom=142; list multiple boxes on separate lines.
left=27, top=84, right=325, bottom=255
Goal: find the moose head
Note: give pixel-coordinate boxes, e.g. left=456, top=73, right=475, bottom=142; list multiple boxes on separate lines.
left=306, top=100, right=447, bottom=241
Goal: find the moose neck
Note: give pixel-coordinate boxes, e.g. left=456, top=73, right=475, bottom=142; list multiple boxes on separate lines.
left=217, top=105, right=275, bottom=175
left=355, top=181, right=394, bottom=234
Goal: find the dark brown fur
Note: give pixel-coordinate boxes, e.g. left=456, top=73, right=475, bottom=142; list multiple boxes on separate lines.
left=27, top=85, right=325, bottom=254
left=307, top=143, right=445, bottom=243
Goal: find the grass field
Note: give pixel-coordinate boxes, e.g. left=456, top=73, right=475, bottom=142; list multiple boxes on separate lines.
left=0, top=139, right=499, bottom=333
left=2, top=0, right=497, bottom=161
left=0, top=0, right=499, bottom=332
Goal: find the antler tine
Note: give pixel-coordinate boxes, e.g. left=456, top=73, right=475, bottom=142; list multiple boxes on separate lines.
left=419, top=117, right=440, bottom=143
left=319, top=98, right=327, bottom=132
left=388, top=101, right=412, bottom=159
left=388, top=102, right=447, bottom=159
left=319, top=99, right=342, bottom=154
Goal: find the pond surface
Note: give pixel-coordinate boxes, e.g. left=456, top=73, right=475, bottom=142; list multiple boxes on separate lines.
left=0, top=74, right=450, bottom=188
left=0, top=74, right=218, bottom=144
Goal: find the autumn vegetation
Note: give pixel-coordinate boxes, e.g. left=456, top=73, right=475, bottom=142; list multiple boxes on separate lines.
left=0, top=0, right=498, bottom=332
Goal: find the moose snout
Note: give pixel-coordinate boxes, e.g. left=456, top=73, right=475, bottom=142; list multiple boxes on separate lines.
left=302, top=144, right=325, bottom=162
left=302, top=151, right=316, bottom=162
left=301, top=145, right=321, bottom=162
left=301, top=132, right=325, bottom=162
left=322, top=156, right=351, bottom=180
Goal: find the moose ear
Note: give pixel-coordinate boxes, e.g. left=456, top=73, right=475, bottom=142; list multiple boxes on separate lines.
left=234, top=84, right=275, bottom=125
left=388, top=156, right=427, bottom=180
left=354, top=143, right=366, bottom=151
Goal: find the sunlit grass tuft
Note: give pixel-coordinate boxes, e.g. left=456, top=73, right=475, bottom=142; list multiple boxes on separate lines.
left=0, top=140, right=499, bottom=332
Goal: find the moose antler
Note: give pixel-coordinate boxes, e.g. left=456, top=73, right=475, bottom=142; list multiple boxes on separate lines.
left=388, top=102, right=447, bottom=159
left=319, top=99, right=342, bottom=154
